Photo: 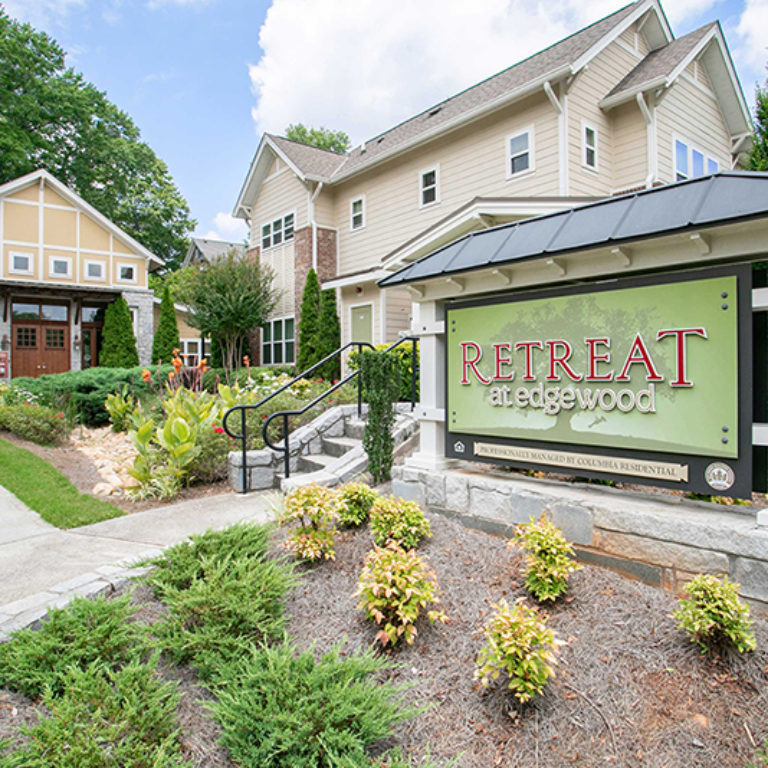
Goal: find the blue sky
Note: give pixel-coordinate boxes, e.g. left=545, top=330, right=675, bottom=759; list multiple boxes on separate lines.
left=3, top=0, right=766, bottom=247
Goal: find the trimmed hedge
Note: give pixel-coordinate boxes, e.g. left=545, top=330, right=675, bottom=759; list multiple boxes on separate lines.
left=0, top=404, right=69, bottom=444
left=348, top=341, right=419, bottom=402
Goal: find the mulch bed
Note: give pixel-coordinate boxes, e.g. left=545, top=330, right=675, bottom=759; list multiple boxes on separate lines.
left=0, top=514, right=766, bottom=767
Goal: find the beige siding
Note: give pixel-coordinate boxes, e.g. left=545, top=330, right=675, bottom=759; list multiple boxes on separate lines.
left=656, top=75, right=731, bottom=183
left=384, top=288, right=412, bottom=343
left=249, top=170, right=308, bottom=249
left=340, top=283, right=380, bottom=347
left=313, top=187, right=336, bottom=228
left=618, top=22, right=650, bottom=57
left=333, top=91, right=559, bottom=275
left=612, top=101, right=648, bottom=189
left=261, top=241, right=295, bottom=319
left=7, top=186, right=38, bottom=203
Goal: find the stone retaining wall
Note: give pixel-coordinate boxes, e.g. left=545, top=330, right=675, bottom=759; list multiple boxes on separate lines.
left=392, top=463, right=768, bottom=615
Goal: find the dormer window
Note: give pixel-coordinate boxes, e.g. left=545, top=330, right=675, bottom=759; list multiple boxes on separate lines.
left=350, top=197, right=365, bottom=231
left=420, top=166, right=439, bottom=207
left=507, top=128, right=534, bottom=178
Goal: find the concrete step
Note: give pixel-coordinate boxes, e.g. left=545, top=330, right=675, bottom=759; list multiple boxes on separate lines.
left=322, top=435, right=362, bottom=458
left=298, top=452, right=338, bottom=474
left=279, top=469, right=338, bottom=493
left=345, top=419, right=366, bottom=440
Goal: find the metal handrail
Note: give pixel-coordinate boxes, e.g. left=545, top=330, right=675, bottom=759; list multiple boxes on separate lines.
left=223, top=336, right=418, bottom=493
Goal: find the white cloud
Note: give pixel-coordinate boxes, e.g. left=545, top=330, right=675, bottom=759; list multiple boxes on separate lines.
left=146, top=0, right=211, bottom=8
left=197, top=212, right=248, bottom=242
left=1, top=0, right=86, bottom=26
left=735, top=0, right=768, bottom=82
left=249, top=0, right=717, bottom=145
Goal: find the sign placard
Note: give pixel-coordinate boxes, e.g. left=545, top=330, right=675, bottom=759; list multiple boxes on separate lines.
left=445, top=266, right=753, bottom=497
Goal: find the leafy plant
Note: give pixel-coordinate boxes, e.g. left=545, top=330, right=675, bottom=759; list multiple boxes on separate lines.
left=279, top=482, right=339, bottom=561
left=1, top=660, right=189, bottom=767
left=0, top=403, right=68, bottom=444
left=99, top=296, right=139, bottom=368
left=104, top=384, right=135, bottom=432
left=673, top=573, right=756, bottom=654
left=475, top=598, right=562, bottom=703
left=337, top=482, right=379, bottom=526
left=356, top=542, right=447, bottom=647
left=512, top=516, right=582, bottom=602
left=349, top=341, right=419, bottom=402
left=359, top=350, right=400, bottom=483
left=187, top=424, right=232, bottom=483
left=0, top=593, right=146, bottom=699
left=208, top=640, right=416, bottom=768
left=369, top=495, right=431, bottom=550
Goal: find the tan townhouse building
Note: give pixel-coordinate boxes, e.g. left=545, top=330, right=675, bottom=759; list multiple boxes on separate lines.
left=233, top=0, right=751, bottom=367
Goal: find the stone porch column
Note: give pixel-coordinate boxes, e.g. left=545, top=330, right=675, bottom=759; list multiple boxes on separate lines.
left=122, top=289, right=154, bottom=366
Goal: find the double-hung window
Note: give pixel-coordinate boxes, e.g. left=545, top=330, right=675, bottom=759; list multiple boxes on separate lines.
left=420, top=166, right=439, bottom=207
left=675, top=138, right=719, bottom=181
left=350, top=197, right=365, bottom=231
left=583, top=123, right=598, bottom=170
left=261, top=212, right=295, bottom=250
left=507, top=128, right=533, bottom=178
left=261, top=317, right=295, bottom=365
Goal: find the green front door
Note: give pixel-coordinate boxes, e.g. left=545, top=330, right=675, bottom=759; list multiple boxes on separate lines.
left=351, top=304, right=373, bottom=344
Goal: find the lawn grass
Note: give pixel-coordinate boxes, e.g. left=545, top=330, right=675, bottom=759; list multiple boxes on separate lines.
left=0, top=438, right=123, bottom=528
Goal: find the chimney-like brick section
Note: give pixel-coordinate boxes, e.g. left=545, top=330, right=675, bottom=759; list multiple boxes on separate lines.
left=293, top=225, right=338, bottom=330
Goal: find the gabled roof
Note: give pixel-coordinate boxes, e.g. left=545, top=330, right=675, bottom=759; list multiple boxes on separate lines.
left=0, top=169, right=163, bottom=267
left=269, top=136, right=346, bottom=179
left=184, top=237, right=245, bottom=266
left=378, top=173, right=768, bottom=288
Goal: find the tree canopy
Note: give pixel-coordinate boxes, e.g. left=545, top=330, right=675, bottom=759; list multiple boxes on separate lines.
left=748, top=79, right=768, bottom=171
left=285, top=123, right=350, bottom=154
left=0, top=10, right=195, bottom=269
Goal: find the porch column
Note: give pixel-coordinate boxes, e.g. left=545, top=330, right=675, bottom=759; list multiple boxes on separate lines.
left=122, top=289, right=154, bottom=366
left=404, top=298, right=453, bottom=470
left=69, top=298, right=82, bottom=372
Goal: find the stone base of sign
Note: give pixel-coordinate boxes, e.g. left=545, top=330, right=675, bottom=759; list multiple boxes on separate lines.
left=392, top=462, right=768, bottom=615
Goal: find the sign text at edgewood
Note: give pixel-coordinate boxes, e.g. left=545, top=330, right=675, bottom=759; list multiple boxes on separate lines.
left=445, top=268, right=751, bottom=495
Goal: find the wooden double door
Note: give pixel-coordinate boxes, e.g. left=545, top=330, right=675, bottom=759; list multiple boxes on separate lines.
left=11, top=300, right=70, bottom=379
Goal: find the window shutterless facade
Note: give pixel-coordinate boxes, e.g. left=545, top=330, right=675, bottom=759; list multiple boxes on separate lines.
left=582, top=122, right=598, bottom=170
left=49, top=255, right=72, bottom=278
left=350, top=196, right=365, bottom=231
left=9, top=251, right=33, bottom=275
left=261, top=212, right=295, bottom=250
left=261, top=316, right=295, bottom=365
left=85, top=260, right=106, bottom=281
left=420, top=166, right=440, bottom=207
left=674, top=137, right=719, bottom=182
left=117, top=263, right=137, bottom=284
left=506, top=127, right=534, bottom=178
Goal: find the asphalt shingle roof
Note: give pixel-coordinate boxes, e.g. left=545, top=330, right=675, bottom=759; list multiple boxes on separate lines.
left=269, top=136, right=347, bottom=179
left=378, top=173, right=768, bottom=287
left=190, top=238, right=245, bottom=262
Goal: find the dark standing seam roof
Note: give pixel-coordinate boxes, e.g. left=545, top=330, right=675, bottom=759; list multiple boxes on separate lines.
left=377, top=173, right=768, bottom=287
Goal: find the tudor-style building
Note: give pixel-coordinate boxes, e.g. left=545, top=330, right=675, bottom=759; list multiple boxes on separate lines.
left=233, top=0, right=751, bottom=366
left=0, top=169, right=161, bottom=379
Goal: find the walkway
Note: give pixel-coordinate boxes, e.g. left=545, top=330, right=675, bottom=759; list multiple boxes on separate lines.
left=0, top=486, right=276, bottom=638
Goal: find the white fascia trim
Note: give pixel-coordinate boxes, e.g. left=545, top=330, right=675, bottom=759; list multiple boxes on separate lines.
left=322, top=269, right=388, bottom=290
left=705, top=25, right=753, bottom=132
left=0, top=169, right=164, bottom=267
left=600, top=76, right=666, bottom=110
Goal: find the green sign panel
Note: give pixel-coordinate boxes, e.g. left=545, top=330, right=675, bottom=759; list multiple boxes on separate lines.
left=447, top=273, right=739, bottom=460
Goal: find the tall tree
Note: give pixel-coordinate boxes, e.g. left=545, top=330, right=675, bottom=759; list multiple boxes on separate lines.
left=297, top=268, right=321, bottom=373
left=0, top=10, right=195, bottom=268
left=152, top=285, right=180, bottom=364
left=316, top=289, right=341, bottom=381
left=285, top=123, right=350, bottom=154
left=99, top=297, right=139, bottom=368
left=185, top=250, right=277, bottom=372
left=748, top=80, right=768, bottom=171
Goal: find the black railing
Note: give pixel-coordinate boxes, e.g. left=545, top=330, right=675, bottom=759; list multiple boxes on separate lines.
left=222, top=336, right=418, bottom=493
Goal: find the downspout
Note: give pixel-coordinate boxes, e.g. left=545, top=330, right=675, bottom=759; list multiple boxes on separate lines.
left=636, top=92, right=656, bottom=188
left=309, top=181, right=324, bottom=272
left=544, top=80, right=568, bottom=196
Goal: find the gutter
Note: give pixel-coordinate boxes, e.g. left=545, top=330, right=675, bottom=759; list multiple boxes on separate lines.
left=309, top=181, right=324, bottom=271
left=635, top=92, right=656, bottom=188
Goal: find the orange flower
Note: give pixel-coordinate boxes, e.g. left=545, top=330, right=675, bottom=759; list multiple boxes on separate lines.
left=168, top=371, right=176, bottom=379
left=172, top=348, right=180, bottom=356
left=172, top=356, right=183, bottom=371
left=141, top=369, right=151, bottom=382
left=243, top=355, right=250, bottom=367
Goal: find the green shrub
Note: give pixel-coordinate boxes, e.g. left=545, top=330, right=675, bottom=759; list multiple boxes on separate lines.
left=512, top=516, right=582, bottom=602
left=475, top=598, right=561, bottom=703
left=152, top=285, right=180, bottom=365
left=99, top=296, right=139, bottom=368
left=359, top=350, right=399, bottom=484
left=673, top=573, right=756, bottom=654
left=356, top=542, right=446, bottom=647
left=0, top=403, right=68, bottom=444
left=316, top=288, right=341, bottom=381
left=186, top=424, right=232, bottom=483
left=1, top=660, right=189, bottom=767
left=369, top=496, right=431, bottom=550
left=337, top=481, right=379, bottom=526
left=0, top=593, right=147, bottom=699
left=349, top=341, right=419, bottom=402
left=279, top=483, right=339, bottom=561
left=208, top=641, right=416, bottom=768
left=297, top=267, right=321, bottom=372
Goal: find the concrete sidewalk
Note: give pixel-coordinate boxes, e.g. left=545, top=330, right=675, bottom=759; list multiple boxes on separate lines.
left=0, top=488, right=277, bottom=637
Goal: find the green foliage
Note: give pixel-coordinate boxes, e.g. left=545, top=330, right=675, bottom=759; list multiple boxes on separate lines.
left=0, top=11, right=194, bottom=268
left=749, top=81, right=768, bottom=171
left=184, top=250, right=278, bottom=372
left=316, top=289, right=341, bottom=380
left=99, top=297, right=139, bottom=368
left=149, top=265, right=198, bottom=303
left=284, top=123, right=350, bottom=153
left=374, top=748, right=462, bottom=768
left=0, top=403, right=68, bottom=444
left=673, top=573, right=756, bottom=654
left=512, top=516, right=582, bottom=602
left=208, top=640, right=415, bottom=768
left=279, top=482, right=339, bottom=561
left=1, top=660, right=189, bottom=767
left=349, top=341, right=419, bottom=402
left=104, top=384, right=135, bottom=432
left=152, top=285, right=181, bottom=364
left=0, top=593, right=146, bottom=699
left=359, top=350, right=400, bottom=483
left=0, top=438, right=122, bottom=528
left=187, top=425, right=232, bottom=483
left=337, top=482, right=380, bottom=526
left=475, top=598, right=561, bottom=703
left=369, top=496, right=431, bottom=550
left=356, top=542, right=446, bottom=647
left=297, top=268, right=321, bottom=373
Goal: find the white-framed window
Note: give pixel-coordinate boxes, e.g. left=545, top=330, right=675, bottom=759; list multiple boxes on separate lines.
left=261, top=212, right=295, bottom=250
left=49, top=255, right=72, bottom=278
left=8, top=250, right=34, bottom=276
left=261, top=316, right=295, bottom=365
left=84, top=259, right=106, bottom=282
left=420, top=165, right=440, bottom=207
left=674, top=137, right=719, bottom=182
left=582, top=122, right=598, bottom=170
left=350, top=196, right=365, bottom=231
left=506, top=127, right=534, bottom=178
left=117, top=262, right=137, bottom=284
